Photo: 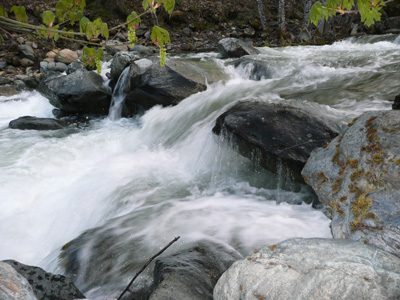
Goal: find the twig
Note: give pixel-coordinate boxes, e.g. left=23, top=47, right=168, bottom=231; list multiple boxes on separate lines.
left=117, top=236, right=181, bottom=300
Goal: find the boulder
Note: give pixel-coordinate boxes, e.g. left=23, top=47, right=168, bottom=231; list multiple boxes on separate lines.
left=212, top=102, right=339, bottom=182
left=57, top=49, right=78, bottom=64
left=129, top=45, right=156, bottom=56
left=302, top=111, right=400, bottom=257
left=227, top=57, right=272, bottom=80
left=9, top=116, right=66, bottom=130
left=0, top=77, right=12, bottom=85
left=0, top=262, right=37, bottom=300
left=214, top=238, right=400, bottom=300
left=393, top=94, right=400, bottom=110
left=3, top=260, right=85, bottom=300
left=66, top=61, right=84, bottom=75
left=37, top=68, right=112, bottom=115
left=18, top=45, right=35, bottom=61
left=149, top=243, right=240, bottom=300
left=109, top=51, right=139, bottom=83
left=217, top=38, right=260, bottom=58
left=122, top=58, right=206, bottom=114
left=104, top=40, right=129, bottom=56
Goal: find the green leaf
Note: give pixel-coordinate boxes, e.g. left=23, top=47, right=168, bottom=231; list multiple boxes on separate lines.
left=309, top=1, right=323, bottom=26
left=127, top=11, right=140, bottom=27
left=100, top=22, right=109, bottom=39
left=55, top=0, right=66, bottom=21
left=78, top=0, right=86, bottom=10
left=159, top=0, right=175, bottom=15
left=10, top=5, right=28, bottom=23
left=80, top=17, right=90, bottom=33
left=142, top=0, right=152, bottom=11
left=151, top=26, right=171, bottom=48
left=85, top=22, right=95, bottom=40
left=96, top=48, right=104, bottom=60
left=0, top=6, right=8, bottom=17
left=42, top=10, right=55, bottom=26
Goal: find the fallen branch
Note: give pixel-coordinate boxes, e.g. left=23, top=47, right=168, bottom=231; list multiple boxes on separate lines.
left=117, top=236, right=181, bottom=300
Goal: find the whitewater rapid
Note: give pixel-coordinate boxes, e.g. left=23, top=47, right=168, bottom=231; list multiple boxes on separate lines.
left=0, top=34, right=399, bottom=298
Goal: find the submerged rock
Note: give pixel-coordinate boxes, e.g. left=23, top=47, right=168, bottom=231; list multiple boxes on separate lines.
left=302, top=111, right=400, bottom=257
left=217, top=38, right=260, bottom=58
left=0, top=262, right=37, bottom=300
left=227, top=57, right=272, bottom=80
left=37, top=69, right=111, bottom=115
left=213, top=102, right=339, bottom=182
left=122, top=58, right=206, bottom=115
left=3, top=260, right=85, bottom=300
left=150, top=242, right=240, bottom=300
left=214, top=238, right=400, bottom=300
left=9, top=116, right=66, bottom=130
left=393, top=94, right=400, bottom=110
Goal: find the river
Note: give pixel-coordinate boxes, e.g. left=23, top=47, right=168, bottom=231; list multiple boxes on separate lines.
left=0, top=34, right=399, bottom=298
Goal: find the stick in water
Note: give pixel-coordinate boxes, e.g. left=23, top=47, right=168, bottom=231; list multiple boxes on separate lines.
left=117, top=236, right=181, bottom=300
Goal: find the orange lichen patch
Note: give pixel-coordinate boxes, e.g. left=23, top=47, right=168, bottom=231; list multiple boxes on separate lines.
left=350, top=159, right=359, bottom=169
left=350, top=169, right=364, bottom=181
left=268, top=244, right=277, bottom=251
left=347, top=117, right=359, bottom=127
left=349, top=183, right=363, bottom=197
left=373, top=154, right=382, bottom=164
left=258, top=297, right=265, bottom=300
left=332, top=178, right=342, bottom=194
left=317, top=172, right=328, bottom=187
left=396, top=159, right=400, bottom=166
left=240, top=286, right=243, bottom=291
left=364, top=277, right=370, bottom=281
left=247, top=257, right=252, bottom=261
left=351, top=186, right=373, bottom=229
left=337, top=209, right=344, bottom=216
left=339, top=196, right=347, bottom=202
left=269, top=262, right=277, bottom=266
left=253, top=248, right=259, bottom=253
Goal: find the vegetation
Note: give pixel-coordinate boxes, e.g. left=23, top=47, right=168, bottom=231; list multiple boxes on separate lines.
left=0, top=0, right=175, bottom=71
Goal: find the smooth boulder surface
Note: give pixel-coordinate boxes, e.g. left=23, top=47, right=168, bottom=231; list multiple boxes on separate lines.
left=9, top=116, right=66, bottom=130
left=0, top=262, right=38, bottom=300
left=149, top=243, right=240, bottom=300
left=217, top=38, right=260, bottom=58
left=302, top=111, right=400, bottom=257
left=37, top=69, right=112, bottom=115
left=213, top=102, right=339, bottom=182
left=214, top=238, right=400, bottom=300
left=4, top=260, right=85, bottom=300
left=109, top=51, right=139, bottom=83
left=122, top=58, right=206, bottom=114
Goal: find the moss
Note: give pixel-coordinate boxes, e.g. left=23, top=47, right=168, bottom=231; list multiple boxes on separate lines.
left=339, top=196, right=347, bottom=202
left=268, top=244, right=277, bottom=251
left=317, top=172, right=328, bottom=187
left=351, top=186, right=373, bottom=230
left=332, top=178, right=342, bottom=194
left=396, top=159, right=400, bottom=166
left=349, top=183, right=363, bottom=197
left=373, top=154, right=382, bottom=164
left=350, top=169, right=364, bottom=181
left=350, top=159, right=359, bottom=169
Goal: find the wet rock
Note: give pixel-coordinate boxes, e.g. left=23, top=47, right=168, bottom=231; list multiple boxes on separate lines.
left=57, top=49, right=78, bottom=64
left=67, top=61, right=85, bottom=74
left=16, top=80, right=27, bottom=91
left=0, top=77, right=12, bottom=85
left=0, top=262, right=38, bottom=300
left=123, top=57, right=206, bottom=114
left=21, top=77, right=40, bottom=89
left=393, top=94, right=400, bottom=110
left=20, top=58, right=34, bottom=67
left=228, top=57, right=272, bottom=80
left=149, top=243, right=240, bottom=300
left=18, top=45, right=35, bottom=61
left=110, top=51, right=139, bottom=83
left=9, top=116, right=66, bottom=130
left=213, top=102, right=339, bottom=183
left=129, top=45, right=156, bottom=56
left=37, top=68, right=112, bottom=115
left=217, top=38, right=260, bottom=58
left=105, top=40, right=129, bottom=56
left=214, top=238, right=400, bottom=300
left=302, top=111, right=400, bottom=257
left=0, top=61, right=7, bottom=70
left=55, top=62, right=68, bottom=72
left=3, top=260, right=85, bottom=300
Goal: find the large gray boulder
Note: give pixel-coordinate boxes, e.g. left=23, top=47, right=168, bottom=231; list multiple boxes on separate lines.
left=122, top=58, right=206, bottom=115
left=9, top=116, right=66, bottom=130
left=214, top=238, right=400, bottom=300
left=0, top=262, right=37, bottom=300
left=213, top=102, right=339, bottom=183
left=109, top=51, right=139, bottom=83
left=302, top=111, right=400, bottom=257
left=150, top=243, right=240, bottom=300
left=3, top=260, right=85, bottom=300
left=217, top=38, right=260, bottom=58
left=37, top=69, right=112, bottom=115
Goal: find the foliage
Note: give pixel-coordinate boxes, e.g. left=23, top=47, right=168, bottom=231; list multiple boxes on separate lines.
left=0, top=0, right=175, bottom=72
left=309, top=0, right=386, bottom=27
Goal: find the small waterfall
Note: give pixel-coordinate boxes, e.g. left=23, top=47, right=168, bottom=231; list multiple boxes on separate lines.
left=108, top=66, right=131, bottom=120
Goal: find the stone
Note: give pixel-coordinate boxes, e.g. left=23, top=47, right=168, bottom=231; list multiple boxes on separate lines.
left=212, top=102, right=339, bottom=183
left=393, top=94, right=400, bottom=110
left=46, top=49, right=59, bottom=59
left=16, top=80, right=27, bottom=91
left=182, top=27, right=192, bottom=36
left=16, top=37, right=25, bottom=44
left=12, top=56, right=20, bottom=66
left=122, top=58, right=207, bottom=115
left=55, top=62, right=68, bottom=72
left=214, top=238, right=400, bottom=300
left=0, top=77, right=12, bottom=85
left=0, top=61, right=7, bottom=70
left=3, top=260, right=85, bottom=300
left=57, top=49, right=78, bottom=64
left=22, top=77, right=40, bottom=89
left=217, top=38, right=260, bottom=58
left=66, top=61, right=84, bottom=74
left=227, top=57, right=272, bottom=81
left=302, top=111, right=400, bottom=257
left=129, top=45, right=156, bottom=56
left=149, top=242, right=240, bottom=300
left=104, top=40, right=129, bottom=56
left=18, top=45, right=35, bottom=61
left=0, top=262, right=37, bottom=300
left=9, top=116, right=66, bottom=130
left=37, top=68, right=112, bottom=115
left=109, top=51, right=139, bottom=83
left=20, top=58, right=34, bottom=67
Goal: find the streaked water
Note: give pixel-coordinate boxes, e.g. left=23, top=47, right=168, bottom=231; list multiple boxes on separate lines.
left=0, top=34, right=399, bottom=298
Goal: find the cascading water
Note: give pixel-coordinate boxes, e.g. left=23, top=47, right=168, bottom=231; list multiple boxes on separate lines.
left=0, top=35, right=399, bottom=298
left=108, top=66, right=131, bottom=120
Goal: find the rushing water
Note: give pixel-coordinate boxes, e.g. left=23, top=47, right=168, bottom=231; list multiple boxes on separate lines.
left=0, top=35, right=399, bottom=298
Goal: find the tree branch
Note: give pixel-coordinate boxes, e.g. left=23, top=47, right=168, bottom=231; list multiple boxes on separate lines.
left=117, top=236, right=180, bottom=300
